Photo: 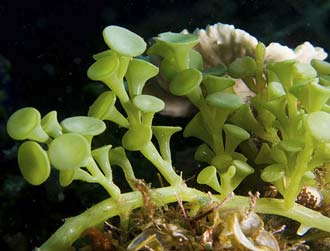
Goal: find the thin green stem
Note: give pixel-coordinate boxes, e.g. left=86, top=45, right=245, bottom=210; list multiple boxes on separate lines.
left=109, top=147, right=137, bottom=190
left=287, top=92, right=298, bottom=118
left=200, top=104, right=226, bottom=154
left=140, top=141, right=182, bottom=185
left=84, top=158, right=121, bottom=199
left=104, top=77, right=129, bottom=103
left=121, top=101, right=141, bottom=126
left=174, top=49, right=189, bottom=71
left=85, top=158, right=104, bottom=178
left=243, top=76, right=257, bottom=93
left=186, top=87, right=203, bottom=109
left=103, top=76, right=140, bottom=126
left=284, top=134, right=314, bottom=208
left=141, top=112, right=154, bottom=128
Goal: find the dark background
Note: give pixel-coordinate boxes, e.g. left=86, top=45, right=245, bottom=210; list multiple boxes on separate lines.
left=1, top=0, right=330, bottom=250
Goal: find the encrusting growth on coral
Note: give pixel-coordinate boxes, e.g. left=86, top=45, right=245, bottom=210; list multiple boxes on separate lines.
left=6, top=23, right=330, bottom=250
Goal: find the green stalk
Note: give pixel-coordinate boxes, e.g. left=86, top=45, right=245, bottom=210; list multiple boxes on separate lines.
left=103, top=76, right=140, bottom=126
left=174, top=49, right=189, bottom=71
left=83, top=159, right=121, bottom=199
left=186, top=87, right=203, bottom=109
left=36, top=186, right=330, bottom=251
left=85, top=157, right=104, bottom=178
left=141, top=112, right=154, bottom=128
left=121, top=101, right=141, bottom=126
left=286, top=92, right=298, bottom=118
left=200, top=105, right=226, bottom=154
left=283, top=134, right=314, bottom=208
left=104, top=77, right=129, bottom=103
left=109, top=147, right=137, bottom=190
left=242, top=76, right=257, bottom=93
left=140, top=141, right=182, bottom=185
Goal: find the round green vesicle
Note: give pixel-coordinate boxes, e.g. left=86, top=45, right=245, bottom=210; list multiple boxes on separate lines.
left=157, top=32, right=198, bottom=45
left=202, top=64, right=227, bottom=76
left=7, top=107, right=48, bottom=142
left=159, top=59, right=178, bottom=81
left=228, top=56, right=257, bottom=79
left=194, top=144, right=215, bottom=163
left=224, top=124, right=250, bottom=141
left=189, top=49, right=203, bottom=70
left=88, top=91, right=117, bottom=119
left=103, top=25, right=146, bottom=57
left=289, top=78, right=330, bottom=113
left=231, top=160, right=254, bottom=176
left=267, top=82, right=286, bottom=100
left=292, top=62, right=317, bottom=84
left=122, top=125, right=152, bottom=151
left=169, top=68, right=202, bottom=96
left=306, top=111, right=330, bottom=142
left=279, top=140, right=304, bottom=152
left=203, top=75, right=235, bottom=95
left=150, top=32, right=199, bottom=61
left=48, top=133, right=90, bottom=170
left=18, top=141, right=50, bottom=185
left=87, top=54, right=119, bottom=81
left=261, top=164, right=285, bottom=183
left=61, top=116, right=106, bottom=136
left=133, top=95, right=165, bottom=113
left=211, top=153, right=233, bottom=173
left=88, top=91, right=129, bottom=128
left=206, top=92, right=244, bottom=110
left=148, top=32, right=199, bottom=70
left=92, top=49, right=113, bottom=60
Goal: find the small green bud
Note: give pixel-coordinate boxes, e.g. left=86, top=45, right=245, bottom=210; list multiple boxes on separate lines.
left=41, top=111, right=62, bottom=138
left=194, top=144, right=215, bottom=163
left=197, top=166, right=221, bottom=193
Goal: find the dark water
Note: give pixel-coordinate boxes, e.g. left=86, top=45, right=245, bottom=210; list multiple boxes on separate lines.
left=1, top=0, right=330, bottom=250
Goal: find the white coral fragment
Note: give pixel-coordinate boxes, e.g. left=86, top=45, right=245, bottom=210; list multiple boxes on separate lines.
left=294, top=41, right=327, bottom=63
left=265, top=43, right=296, bottom=62
left=189, top=22, right=327, bottom=66
left=265, top=41, right=327, bottom=64
left=192, top=23, right=258, bottom=67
